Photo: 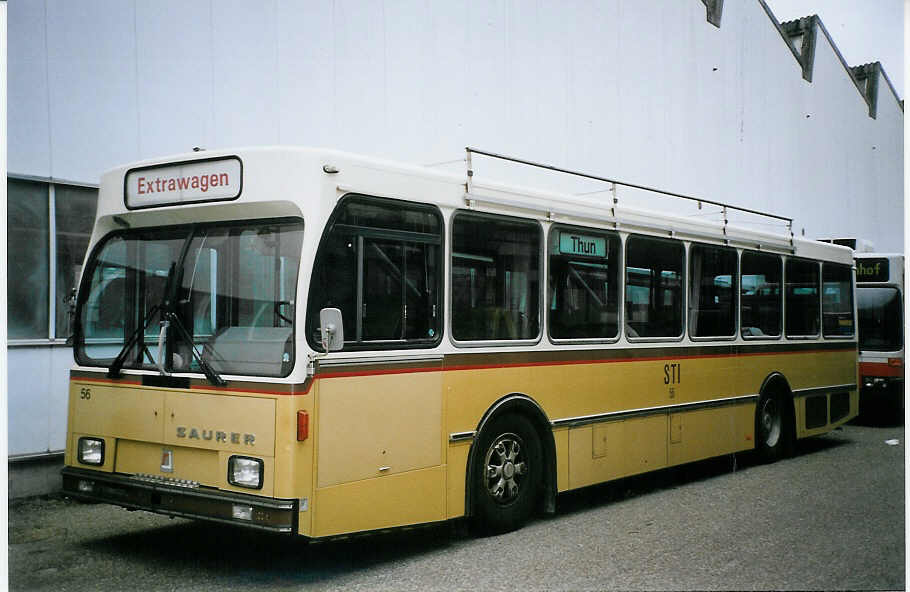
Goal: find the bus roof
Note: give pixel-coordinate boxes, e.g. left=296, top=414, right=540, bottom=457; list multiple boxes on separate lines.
left=95, top=145, right=854, bottom=265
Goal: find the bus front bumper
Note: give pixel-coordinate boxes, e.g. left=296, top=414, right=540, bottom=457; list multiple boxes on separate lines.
left=62, top=467, right=298, bottom=534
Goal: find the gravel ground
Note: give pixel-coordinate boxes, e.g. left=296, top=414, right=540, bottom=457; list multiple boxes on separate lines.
left=8, top=421, right=905, bottom=591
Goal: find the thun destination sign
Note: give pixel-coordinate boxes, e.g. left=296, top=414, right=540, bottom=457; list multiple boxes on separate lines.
left=558, top=232, right=607, bottom=257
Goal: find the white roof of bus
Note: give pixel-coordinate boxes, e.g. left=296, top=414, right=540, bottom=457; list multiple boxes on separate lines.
left=96, top=145, right=854, bottom=265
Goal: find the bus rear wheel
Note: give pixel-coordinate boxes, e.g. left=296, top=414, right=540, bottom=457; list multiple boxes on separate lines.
left=473, top=413, right=542, bottom=534
left=755, top=389, right=791, bottom=462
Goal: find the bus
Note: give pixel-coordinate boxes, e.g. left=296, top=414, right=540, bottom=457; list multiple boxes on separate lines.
left=63, top=146, right=858, bottom=537
left=855, top=253, right=904, bottom=416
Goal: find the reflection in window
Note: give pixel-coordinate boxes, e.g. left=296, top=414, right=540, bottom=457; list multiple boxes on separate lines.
left=180, top=223, right=303, bottom=376
left=625, top=236, right=684, bottom=338
left=741, top=251, right=782, bottom=338
left=785, top=258, right=820, bottom=337
left=548, top=226, right=619, bottom=339
left=8, top=179, right=49, bottom=339
left=76, top=220, right=304, bottom=377
left=452, top=213, right=540, bottom=341
left=822, top=263, right=854, bottom=337
left=79, top=229, right=188, bottom=365
left=689, top=244, right=737, bottom=337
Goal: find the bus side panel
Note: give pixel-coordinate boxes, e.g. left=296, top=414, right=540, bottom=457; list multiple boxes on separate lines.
left=313, top=371, right=444, bottom=536
left=567, top=415, right=668, bottom=490
left=442, top=359, right=671, bottom=502
left=313, top=466, right=446, bottom=536
left=667, top=405, right=755, bottom=466
left=736, top=349, right=858, bottom=438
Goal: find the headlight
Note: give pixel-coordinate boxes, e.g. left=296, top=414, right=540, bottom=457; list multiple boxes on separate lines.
left=77, top=437, right=105, bottom=466
left=228, top=456, right=263, bottom=489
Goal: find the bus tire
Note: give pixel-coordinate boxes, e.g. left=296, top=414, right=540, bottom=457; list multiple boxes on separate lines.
left=473, top=413, right=542, bottom=534
left=755, top=388, right=791, bottom=462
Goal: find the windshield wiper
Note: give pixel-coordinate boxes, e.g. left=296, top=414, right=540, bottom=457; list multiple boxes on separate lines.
left=107, top=262, right=176, bottom=379
left=165, top=310, right=227, bottom=387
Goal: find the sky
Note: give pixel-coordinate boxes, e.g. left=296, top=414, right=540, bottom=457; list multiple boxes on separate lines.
left=765, top=0, right=904, bottom=98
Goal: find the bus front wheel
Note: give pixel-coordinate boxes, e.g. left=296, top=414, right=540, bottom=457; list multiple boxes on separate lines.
left=473, top=413, right=542, bottom=534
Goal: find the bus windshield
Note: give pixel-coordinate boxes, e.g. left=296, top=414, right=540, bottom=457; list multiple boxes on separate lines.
left=76, top=219, right=304, bottom=378
left=857, top=286, right=902, bottom=351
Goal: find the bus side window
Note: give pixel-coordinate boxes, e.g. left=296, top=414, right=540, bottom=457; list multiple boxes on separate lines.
left=547, top=225, right=620, bottom=340
left=306, top=195, right=442, bottom=350
left=785, top=258, right=821, bottom=337
left=624, top=235, right=684, bottom=339
left=689, top=243, right=737, bottom=338
left=822, top=262, right=854, bottom=337
left=451, top=212, right=541, bottom=342
left=740, top=251, right=782, bottom=338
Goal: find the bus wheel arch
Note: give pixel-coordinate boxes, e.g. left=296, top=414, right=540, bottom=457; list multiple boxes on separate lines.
left=756, top=372, right=796, bottom=461
left=465, top=393, right=557, bottom=531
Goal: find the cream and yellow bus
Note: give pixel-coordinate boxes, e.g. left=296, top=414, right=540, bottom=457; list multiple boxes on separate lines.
left=63, top=146, right=857, bottom=537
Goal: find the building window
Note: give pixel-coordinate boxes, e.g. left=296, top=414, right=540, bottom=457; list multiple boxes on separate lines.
left=8, top=179, right=50, bottom=339
left=7, top=177, right=98, bottom=341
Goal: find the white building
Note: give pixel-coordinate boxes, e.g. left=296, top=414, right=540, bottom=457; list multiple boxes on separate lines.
left=6, top=0, right=902, bottom=494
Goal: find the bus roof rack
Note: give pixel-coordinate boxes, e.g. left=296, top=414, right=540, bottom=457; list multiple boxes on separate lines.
left=464, top=147, right=794, bottom=245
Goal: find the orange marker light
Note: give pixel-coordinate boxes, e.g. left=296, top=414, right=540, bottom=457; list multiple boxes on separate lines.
left=297, top=411, right=309, bottom=441
left=888, top=358, right=903, bottom=368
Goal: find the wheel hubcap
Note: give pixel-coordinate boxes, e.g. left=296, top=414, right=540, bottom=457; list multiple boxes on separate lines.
left=760, top=398, right=781, bottom=447
left=484, top=433, right=528, bottom=504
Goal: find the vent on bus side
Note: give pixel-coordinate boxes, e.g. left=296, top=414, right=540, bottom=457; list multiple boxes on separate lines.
left=830, top=391, right=850, bottom=422
left=805, top=395, right=828, bottom=429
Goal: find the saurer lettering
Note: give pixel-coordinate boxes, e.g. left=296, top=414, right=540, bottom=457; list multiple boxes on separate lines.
left=176, top=426, right=255, bottom=446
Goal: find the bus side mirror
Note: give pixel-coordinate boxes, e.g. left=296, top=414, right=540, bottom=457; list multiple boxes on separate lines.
left=319, top=308, right=344, bottom=352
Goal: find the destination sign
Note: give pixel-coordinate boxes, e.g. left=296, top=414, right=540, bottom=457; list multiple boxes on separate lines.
left=125, top=157, right=242, bottom=209
left=856, top=258, right=889, bottom=283
left=558, top=232, right=607, bottom=258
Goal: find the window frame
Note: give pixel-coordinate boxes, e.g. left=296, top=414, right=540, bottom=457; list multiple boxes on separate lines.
left=623, top=233, right=686, bottom=343
left=305, top=193, right=445, bottom=352
left=739, top=249, right=784, bottom=341
left=784, top=256, right=822, bottom=339
left=688, top=241, right=739, bottom=341
left=449, top=209, right=544, bottom=348
left=546, top=223, right=622, bottom=345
